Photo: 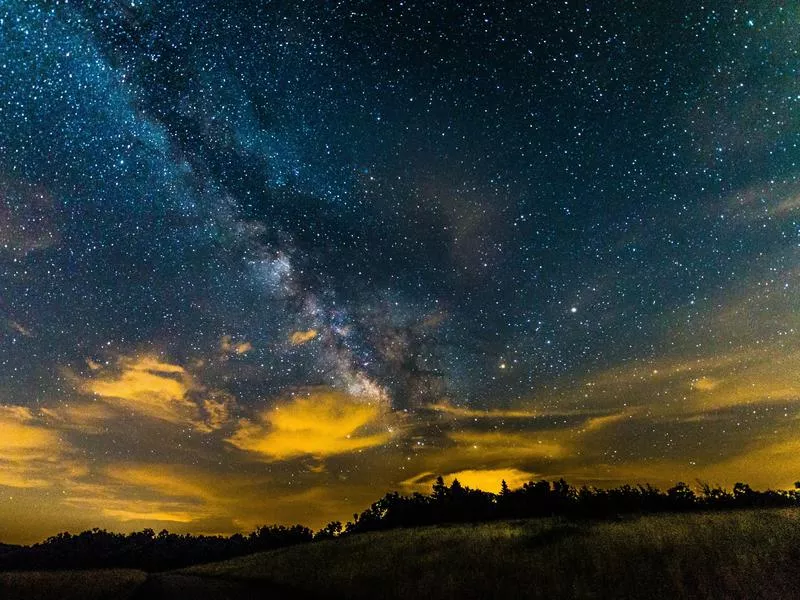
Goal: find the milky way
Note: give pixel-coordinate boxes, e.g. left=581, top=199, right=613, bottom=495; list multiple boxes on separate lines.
left=0, top=1, right=797, bottom=543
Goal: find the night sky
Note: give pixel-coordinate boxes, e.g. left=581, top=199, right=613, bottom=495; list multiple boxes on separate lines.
left=0, top=1, right=798, bottom=543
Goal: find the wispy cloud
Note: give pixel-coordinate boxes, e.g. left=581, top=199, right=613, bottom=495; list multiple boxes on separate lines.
left=0, top=405, right=83, bottom=489
left=78, top=353, right=235, bottom=432
left=447, top=430, right=565, bottom=461
left=220, top=335, right=253, bottom=355
left=426, top=402, right=543, bottom=419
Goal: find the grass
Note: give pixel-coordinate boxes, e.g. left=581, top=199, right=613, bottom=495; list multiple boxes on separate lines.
left=2, top=510, right=799, bottom=599
left=186, top=509, right=800, bottom=599
left=0, top=568, right=147, bottom=600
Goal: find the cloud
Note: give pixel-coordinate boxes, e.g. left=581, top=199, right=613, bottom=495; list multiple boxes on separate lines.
left=447, top=430, right=565, bottom=461
left=63, top=480, right=211, bottom=525
left=682, top=349, right=799, bottom=411
left=40, top=402, right=118, bottom=434
left=103, top=508, right=197, bottom=523
left=695, top=438, right=800, bottom=490
left=226, top=389, right=392, bottom=460
left=391, top=406, right=647, bottom=491
left=60, top=463, right=367, bottom=534
left=89, top=502, right=201, bottom=524
left=81, top=355, right=198, bottom=425
left=402, top=468, right=536, bottom=494
left=60, top=466, right=225, bottom=529
left=549, top=433, right=800, bottom=494
left=79, top=354, right=234, bottom=432
left=0, top=405, right=81, bottom=489
left=200, top=392, right=236, bottom=433
left=427, top=402, right=543, bottom=419
left=580, top=410, right=636, bottom=433
left=0, top=406, right=58, bottom=454
left=289, top=329, right=318, bottom=346
left=691, top=376, right=720, bottom=391
left=425, top=401, right=614, bottom=422
left=721, top=180, right=800, bottom=223
left=566, top=344, right=800, bottom=417
left=220, top=335, right=253, bottom=355
left=446, top=468, right=537, bottom=492
left=85, top=357, right=104, bottom=371
left=106, top=465, right=215, bottom=502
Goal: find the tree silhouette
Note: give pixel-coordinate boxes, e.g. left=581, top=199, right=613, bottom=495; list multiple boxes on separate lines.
left=315, top=521, right=343, bottom=541
left=432, top=475, right=448, bottom=500
left=667, top=482, right=696, bottom=510
left=1, top=475, right=798, bottom=572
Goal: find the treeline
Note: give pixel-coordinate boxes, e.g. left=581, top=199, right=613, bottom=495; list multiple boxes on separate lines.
left=341, top=478, right=800, bottom=536
left=0, top=524, right=312, bottom=572
left=1, top=478, right=798, bottom=571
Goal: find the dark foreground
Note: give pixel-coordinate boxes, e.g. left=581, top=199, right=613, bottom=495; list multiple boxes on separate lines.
left=131, top=573, right=310, bottom=600
left=3, top=509, right=800, bottom=599
left=0, top=570, right=306, bottom=600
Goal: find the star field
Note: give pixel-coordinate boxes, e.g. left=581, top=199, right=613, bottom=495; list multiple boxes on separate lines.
left=0, top=1, right=797, bottom=543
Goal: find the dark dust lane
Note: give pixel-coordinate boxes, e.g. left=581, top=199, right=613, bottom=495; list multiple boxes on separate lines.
left=129, top=573, right=308, bottom=600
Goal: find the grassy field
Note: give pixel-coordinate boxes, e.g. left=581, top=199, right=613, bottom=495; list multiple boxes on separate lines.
left=0, top=569, right=147, bottom=600
left=2, top=509, right=800, bottom=599
left=187, top=509, right=800, bottom=599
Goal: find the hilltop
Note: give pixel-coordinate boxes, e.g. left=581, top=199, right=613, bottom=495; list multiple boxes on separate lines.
left=184, top=509, right=800, bottom=599
left=3, top=509, right=800, bottom=598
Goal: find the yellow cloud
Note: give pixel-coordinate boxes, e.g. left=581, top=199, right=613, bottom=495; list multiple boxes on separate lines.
left=85, top=357, right=104, bottom=371
left=40, top=403, right=117, bottom=433
left=0, top=405, right=80, bottom=489
left=59, top=466, right=224, bottom=528
left=220, top=335, right=253, bottom=355
left=0, top=407, right=58, bottom=456
left=226, top=389, right=391, bottom=460
left=691, top=376, right=720, bottom=391
left=236, top=341, right=253, bottom=354
left=446, top=468, right=536, bottom=492
left=106, top=465, right=214, bottom=501
left=427, top=401, right=542, bottom=419
left=427, top=401, right=626, bottom=424
left=80, top=354, right=232, bottom=431
left=59, top=463, right=356, bottom=534
left=290, top=329, right=318, bottom=345
left=200, top=392, right=236, bottom=432
left=696, top=438, right=800, bottom=490
left=403, top=468, right=536, bottom=494
left=63, top=486, right=210, bottom=525
left=685, top=350, right=800, bottom=411
left=566, top=343, right=799, bottom=418
left=448, top=430, right=565, bottom=460
left=581, top=410, right=635, bottom=433
left=555, top=435, right=800, bottom=494
left=102, top=507, right=198, bottom=523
